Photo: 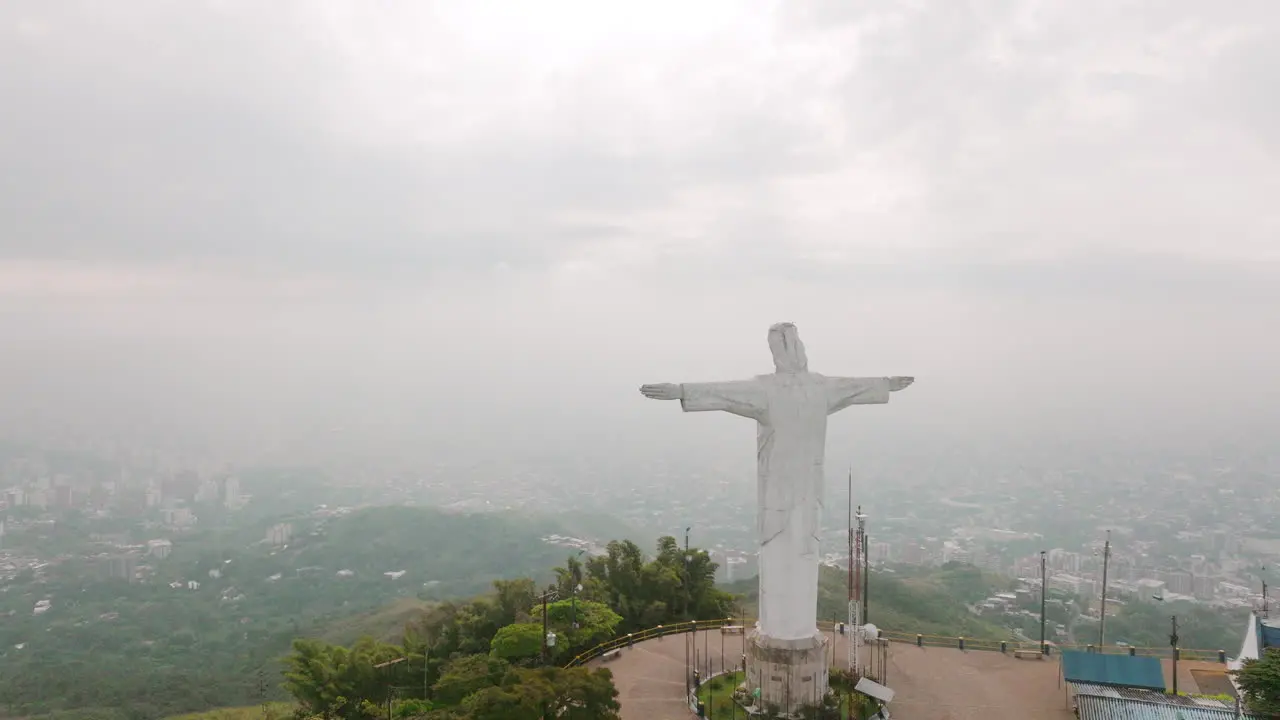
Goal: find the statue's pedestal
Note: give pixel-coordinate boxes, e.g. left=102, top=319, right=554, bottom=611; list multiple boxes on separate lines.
left=746, top=629, right=830, bottom=716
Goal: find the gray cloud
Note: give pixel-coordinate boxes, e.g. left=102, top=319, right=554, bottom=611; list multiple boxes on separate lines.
left=1, top=0, right=1277, bottom=466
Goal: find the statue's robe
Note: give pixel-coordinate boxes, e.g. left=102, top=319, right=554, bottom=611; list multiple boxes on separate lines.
left=680, top=374, right=890, bottom=640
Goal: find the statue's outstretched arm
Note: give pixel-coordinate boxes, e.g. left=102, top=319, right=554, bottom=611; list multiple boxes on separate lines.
left=824, top=376, right=893, bottom=414
left=641, top=379, right=765, bottom=420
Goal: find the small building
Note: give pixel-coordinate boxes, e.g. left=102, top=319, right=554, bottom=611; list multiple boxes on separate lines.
left=147, top=539, right=172, bottom=559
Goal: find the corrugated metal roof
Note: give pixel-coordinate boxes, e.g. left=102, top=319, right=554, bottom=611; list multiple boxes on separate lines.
left=1076, top=694, right=1264, bottom=720
left=1071, top=684, right=1236, bottom=710
left=1062, top=651, right=1167, bottom=692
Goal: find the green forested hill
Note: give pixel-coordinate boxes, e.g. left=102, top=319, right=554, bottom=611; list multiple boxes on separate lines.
left=0, top=507, right=573, bottom=719
left=723, top=563, right=1011, bottom=639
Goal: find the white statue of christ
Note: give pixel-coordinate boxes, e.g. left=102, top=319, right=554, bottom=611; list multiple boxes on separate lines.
left=641, top=323, right=913, bottom=641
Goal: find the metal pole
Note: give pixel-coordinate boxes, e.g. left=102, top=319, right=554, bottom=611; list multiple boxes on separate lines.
left=864, top=532, right=870, bottom=625
left=685, top=527, right=692, bottom=620
left=258, top=668, right=268, bottom=719
left=740, top=601, right=745, bottom=668
left=570, top=550, right=583, bottom=631
left=854, top=507, right=865, bottom=678
left=847, top=470, right=855, bottom=676
left=1098, top=531, right=1111, bottom=648
left=1040, top=551, right=1048, bottom=655
left=705, top=628, right=710, bottom=679
left=541, top=592, right=549, bottom=665
left=1171, top=615, right=1179, bottom=696
left=685, top=625, right=691, bottom=697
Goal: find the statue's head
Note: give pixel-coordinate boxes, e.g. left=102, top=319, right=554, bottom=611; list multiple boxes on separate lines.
left=767, top=323, right=808, bottom=373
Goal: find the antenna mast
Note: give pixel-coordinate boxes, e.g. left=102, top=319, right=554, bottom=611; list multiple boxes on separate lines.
left=1262, top=566, right=1269, bottom=619
left=1098, top=530, right=1111, bottom=647
left=853, top=507, right=866, bottom=678
left=846, top=470, right=854, bottom=674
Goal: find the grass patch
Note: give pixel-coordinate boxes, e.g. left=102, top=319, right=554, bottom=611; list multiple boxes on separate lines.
left=167, top=703, right=294, bottom=720
left=695, top=671, right=744, bottom=716
left=695, top=671, right=880, bottom=720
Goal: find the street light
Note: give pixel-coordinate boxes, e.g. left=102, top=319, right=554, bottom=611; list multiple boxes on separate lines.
left=1040, top=551, right=1047, bottom=655
left=537, top=587, right=559, bottom=665
left=570, top=583, right=583, bottom=630
left=372, top=657, right=406, bottom=720
left=1153, top=594, right=1178, bottom=695
left=571, top=549, right=585, bottom=630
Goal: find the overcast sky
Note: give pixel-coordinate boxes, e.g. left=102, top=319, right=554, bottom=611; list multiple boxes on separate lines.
left=2, top=1, right=1277, bottom=469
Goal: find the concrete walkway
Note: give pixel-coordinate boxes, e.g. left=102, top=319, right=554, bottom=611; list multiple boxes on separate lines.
left=590, top=628, right=1235, bottom=720
left=586, top=628, right=747, bottom=720
left=589, top=629, right=1081, bottom=720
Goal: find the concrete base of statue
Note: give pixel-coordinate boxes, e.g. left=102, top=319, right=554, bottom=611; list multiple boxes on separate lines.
left=746, top=629, right=830, bottom=717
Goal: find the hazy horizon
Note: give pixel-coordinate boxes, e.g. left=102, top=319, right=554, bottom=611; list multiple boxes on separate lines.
left=3, top=1, right=1278, bottom=470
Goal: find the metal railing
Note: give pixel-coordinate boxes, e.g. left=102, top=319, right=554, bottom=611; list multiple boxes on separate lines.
left=873, top=629, right=1226, bottom=662
left=564, top=618, right=738, bottom=667
left=563, top=619, right=1229, bottom=667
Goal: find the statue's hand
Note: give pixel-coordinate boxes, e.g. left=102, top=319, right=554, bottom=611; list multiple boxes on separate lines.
left=889, top=376, right=914, bottom=392
left=640, top=383, right=682, bottom=401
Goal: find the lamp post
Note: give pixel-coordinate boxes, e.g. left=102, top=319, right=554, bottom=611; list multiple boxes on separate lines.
left=1098, top=530, right=1111, bottom=649
left=570, top=549, right=585, bottom=631
left=1154, top=594, right=1178, bottom=695
left=1040, top=551, right=1048, bottom=655
left=372, top=657, right=406, bottom=720
left=1262, top=565, right=1269, bottom=618
left=864, top=532, right=870, bottom=625
left=536, top=587, right=559, bottom=665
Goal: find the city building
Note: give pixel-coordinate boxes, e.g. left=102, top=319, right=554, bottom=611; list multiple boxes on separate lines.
left=265, top=523, right=293, bottom=546
left=224, top=476, right=242, bottom=510
left=162, top=506, right=196, bottom=528
left=147, top=539, right=173, bottom=559
left=101, top=555, right=138, bottom=583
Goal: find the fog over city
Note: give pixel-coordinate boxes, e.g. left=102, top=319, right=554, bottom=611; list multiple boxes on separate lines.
left=6, top=4, right=1280, bottom=719
left=2, top=0, right=1278, bottom=471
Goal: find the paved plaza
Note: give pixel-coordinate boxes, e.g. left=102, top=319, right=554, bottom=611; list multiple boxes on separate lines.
left=588, top=629, right=1231, bottom=720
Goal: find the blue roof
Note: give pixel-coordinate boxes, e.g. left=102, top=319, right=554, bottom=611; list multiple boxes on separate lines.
left=1062, top=651, right=1166, bottom=692
left=1260, top=618, right=1279, bottom=650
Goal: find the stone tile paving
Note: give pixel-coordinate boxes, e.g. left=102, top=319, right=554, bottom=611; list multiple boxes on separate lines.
left=593, top=629, right=1234, bottom=720
left=595, top=630, right=1081, bottom=720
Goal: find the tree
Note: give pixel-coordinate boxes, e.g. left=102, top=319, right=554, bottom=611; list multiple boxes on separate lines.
left=492, top=578, right=537, bottom=625
left=559, top=537, right=734, bottom=635
left=540, top=599, right=622, bottom=654
left=462, top=667, right=620, bottom=720
left=282, top=637, right=405, bottom=718
left=489, top=623, right=544, bottom=663
left=538, top=666, right=621, bottom=720
left=282, top=638, right=349, bottom=716
left=431, top=655, right=510, bottom=706
left=1233, top=648, right=1280, bottom=717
